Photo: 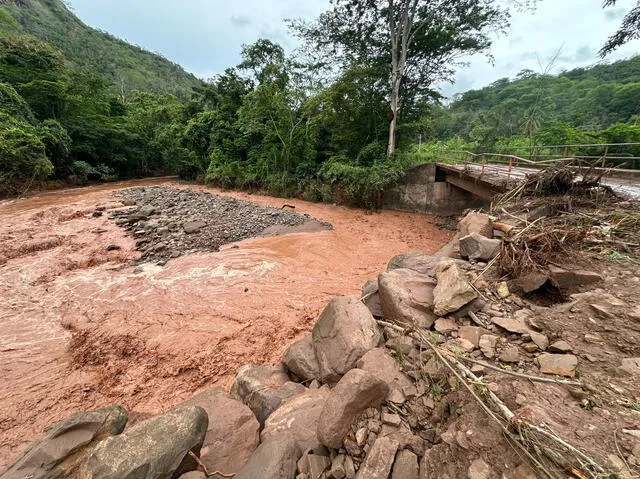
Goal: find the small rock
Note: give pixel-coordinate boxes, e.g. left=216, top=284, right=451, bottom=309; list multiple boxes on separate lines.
left=499, top=346, right=520, bottom=363
left=491, top=317, right=529, bottom=334
left=230, top=364, right=304, bottom=426
left=497, top=282, right=510, bottom=298
left=434, top=317, right=458, bottom=332
left=381, top=413, right=402, bottom=427
left=537, top=353, right=578, bottom=377
left=459, top=212, right=494, bottom=238
left=530, top=332, right=549, bottom=351
left=479, top=334, right=498, bottom=359
left=616, top=357, right=640, bottom=377
left=385, top=336, right=414, bottom=355
left=522, top=343, right=538, bottom=353
left=584, top=334, right=604, bottom=343
left=354, top=436, right=399, bottom=479
left=458, top=326, right=485, bottom=347
left=514, top=463, right=537, bottom=479
left=548, top=266, right=602, bottom=290
left=590, top=303, right=614, bottom=318
left=549, top=340, right=572, bottom=353
left=357, top=348, right=415, bottom=404
left=387, top=252, right=440, bottom=275
left=317, top=369, right=389, bottom=449
left=362, top=279, right=384, bottom=318
left=459, top=233, right=501, bottom=261
left=468, top=458, right=492, bottom=479
left=391, top=449, right=419, bottom=479
left=331, top=454, right=348, bottom=479
left=183, top=221, right=206, bottom=234
left=106, top=244, right=121, bottom=251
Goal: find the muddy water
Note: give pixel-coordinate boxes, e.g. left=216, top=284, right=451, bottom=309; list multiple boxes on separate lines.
left=0, top=179, right=453, bottom=465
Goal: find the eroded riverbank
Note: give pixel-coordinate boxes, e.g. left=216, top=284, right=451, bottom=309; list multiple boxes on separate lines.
left=0, top=180, right=453, bottom=465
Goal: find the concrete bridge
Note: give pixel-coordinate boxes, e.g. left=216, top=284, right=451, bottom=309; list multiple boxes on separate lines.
left=383, top=161, right=640, bottom=215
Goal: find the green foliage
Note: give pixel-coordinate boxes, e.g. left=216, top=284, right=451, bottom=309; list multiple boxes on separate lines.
left=0, top=81, right=35, bottom=122
left=0, top=111, right=52, bottom=195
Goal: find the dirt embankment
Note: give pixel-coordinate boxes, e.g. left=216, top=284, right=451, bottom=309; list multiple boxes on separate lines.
left=0, top=180, right=454, bottom=466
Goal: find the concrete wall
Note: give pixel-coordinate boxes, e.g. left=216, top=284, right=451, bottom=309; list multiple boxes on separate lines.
left=383, top=163, right=488, bottom=215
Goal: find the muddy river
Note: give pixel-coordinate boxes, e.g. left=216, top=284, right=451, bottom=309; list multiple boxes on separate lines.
left=0, top=179, right=453, bottom=465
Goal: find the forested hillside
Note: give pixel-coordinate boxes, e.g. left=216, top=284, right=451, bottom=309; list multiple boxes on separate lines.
left=433, top=56, right=640, bottom=149
left=1, top=0, right=639, bottom=204
left=0, top=0, right=200, bottom=98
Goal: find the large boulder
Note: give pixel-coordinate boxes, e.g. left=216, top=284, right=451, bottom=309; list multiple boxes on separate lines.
left=378, top=269, right=437, bottom=329
left=261, top=388, right=330, bottom=450
left=459, top=212, right=493, bottom=238
left=178, top=387, right=259, bottom=475
left=458, top=233, right=501, bottom=261
left=387, top=252, right=439, bottom=276
left=317, top=369, right=389, bottom=449
left=354, top=436, right=399, bottom=479
left=312, top=296, right=381, bottom=383
left=84, top=406, right=208, bottom=479
left=282, top=336, right=320, bottom=382
left=433, top=261, right=477, bottom=316
left=356, top=348, right=415, bottom=404
left=0, top=406, right=128, bottom=479
left=362, top=279, right=384, bottom=318
left=230, top=364, right=305, bottom=425
left=234, top=435, right=300, bottom=479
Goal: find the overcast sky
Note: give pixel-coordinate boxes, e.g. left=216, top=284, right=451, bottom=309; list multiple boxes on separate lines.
left=67, top=0, right=640, bottom=98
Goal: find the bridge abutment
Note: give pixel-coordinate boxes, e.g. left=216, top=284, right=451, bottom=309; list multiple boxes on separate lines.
left=383, top=163, right=489, bottom=215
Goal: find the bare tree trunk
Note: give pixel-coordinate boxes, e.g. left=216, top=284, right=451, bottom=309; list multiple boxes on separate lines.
left=387, top=74, right=400, bottom=156
left=386, top=0, right=419, bottom=157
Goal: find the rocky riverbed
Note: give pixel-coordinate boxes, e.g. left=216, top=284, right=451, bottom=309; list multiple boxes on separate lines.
left=109, top=186, right=332, bottom=264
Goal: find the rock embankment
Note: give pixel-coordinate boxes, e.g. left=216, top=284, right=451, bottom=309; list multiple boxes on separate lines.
left=106, top=186, right=332, bottom=264
left=3, top=211, right=639, bottom=479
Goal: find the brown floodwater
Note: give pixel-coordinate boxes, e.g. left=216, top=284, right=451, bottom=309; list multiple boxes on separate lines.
left=0, top=179, right=453, bottom=466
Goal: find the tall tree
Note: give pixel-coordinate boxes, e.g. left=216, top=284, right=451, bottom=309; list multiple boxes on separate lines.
left=292, top=0, right=509, bottom=156
left=601, top=0, right=640, bottom=56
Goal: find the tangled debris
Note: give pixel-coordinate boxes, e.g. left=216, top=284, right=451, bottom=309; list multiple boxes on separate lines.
left=490, top=164, right=640, bottom=277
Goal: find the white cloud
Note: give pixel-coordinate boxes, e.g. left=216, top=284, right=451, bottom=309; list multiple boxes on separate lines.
left=68, top=0, right=640, bottom=91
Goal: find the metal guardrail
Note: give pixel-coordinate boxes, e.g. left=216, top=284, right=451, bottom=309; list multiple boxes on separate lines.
left=434, top=143, right=640, bottom=182
left=436, top=142, right=640, bottom=171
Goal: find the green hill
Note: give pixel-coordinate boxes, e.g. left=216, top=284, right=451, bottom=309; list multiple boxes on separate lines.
left=435, top=55, right=640, bottom=140
left=0, top=0, right=201, bottom=98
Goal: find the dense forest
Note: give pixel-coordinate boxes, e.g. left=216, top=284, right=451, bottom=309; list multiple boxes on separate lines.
left=1, top=0, right=639, bottom=204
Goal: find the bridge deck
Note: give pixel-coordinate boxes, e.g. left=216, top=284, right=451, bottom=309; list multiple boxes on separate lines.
left=437, top=163, right=640, bottom=198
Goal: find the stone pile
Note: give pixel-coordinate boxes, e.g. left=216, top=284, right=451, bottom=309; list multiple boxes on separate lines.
left=4, top=211, right=634, bottom=479
left=107, top=186, right=332, bottom=264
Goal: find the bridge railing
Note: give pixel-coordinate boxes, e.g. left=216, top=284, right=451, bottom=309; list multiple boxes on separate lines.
left=436, top=142, right=640, bottom=172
